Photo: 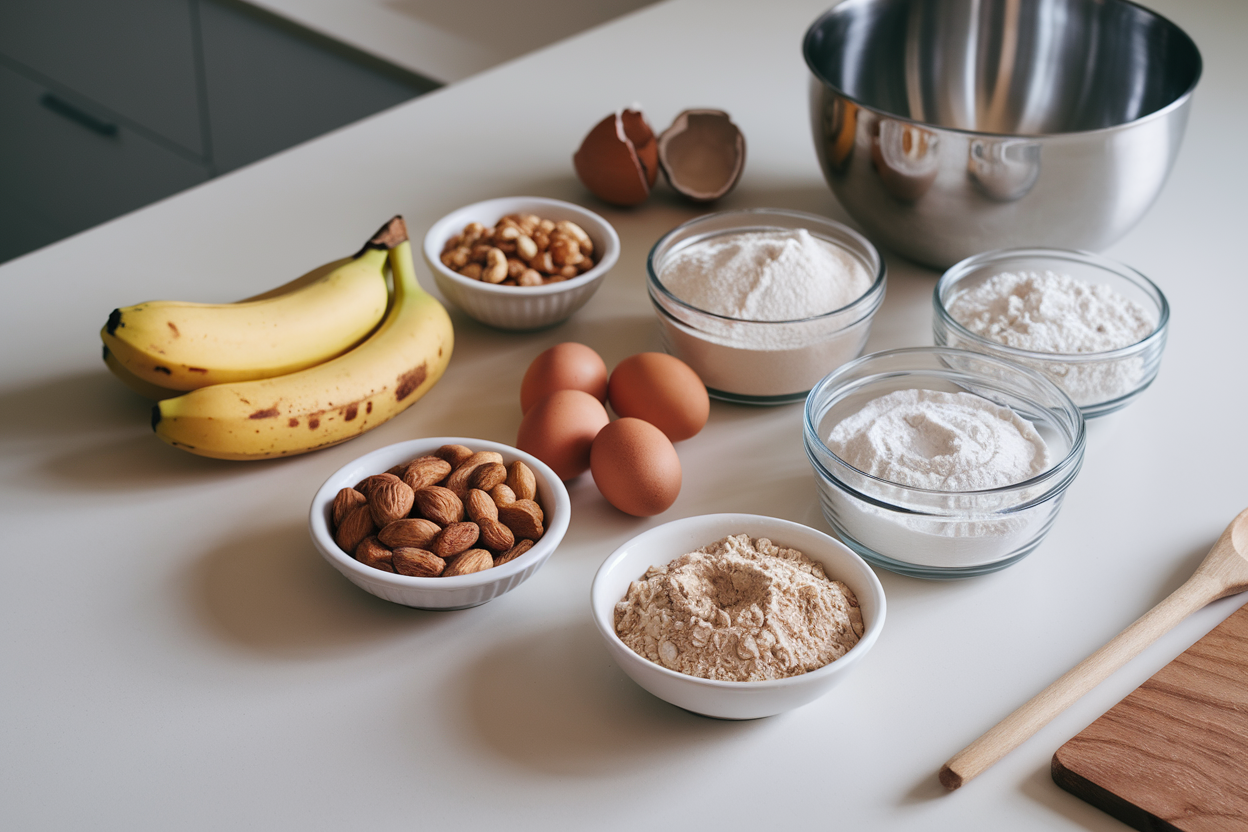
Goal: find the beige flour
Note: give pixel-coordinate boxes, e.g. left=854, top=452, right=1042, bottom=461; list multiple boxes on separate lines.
left=614, top=534, right=863, bottom=682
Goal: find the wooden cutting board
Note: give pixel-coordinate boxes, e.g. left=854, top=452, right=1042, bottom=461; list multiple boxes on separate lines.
left=1052, top=602, right=1248, bottom=831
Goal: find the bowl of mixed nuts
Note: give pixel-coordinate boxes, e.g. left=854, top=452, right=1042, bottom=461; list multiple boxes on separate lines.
left=422, top=196, right=620, bottom=330
left=309, top=437, right=571, bottom=609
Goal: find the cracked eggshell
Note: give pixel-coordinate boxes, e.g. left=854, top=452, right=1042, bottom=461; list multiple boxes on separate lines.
left=573, top=109, right=658, bottom=207
left=657, top=109, right=746, bottom=202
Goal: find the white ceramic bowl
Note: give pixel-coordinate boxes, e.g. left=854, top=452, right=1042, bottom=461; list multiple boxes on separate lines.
left=590, top=513, right=886, bottom=719
left=422, top=196, right=620, bottom=330
left=309, top=437, right=571, bottom=610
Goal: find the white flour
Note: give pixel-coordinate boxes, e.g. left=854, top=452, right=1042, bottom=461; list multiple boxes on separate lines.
left=947, top=270, right=1152, bottom=354
left=654, top=228, right=880, bottom=398
left=821, top=388, right=1056, bottom=569
left=661, top=229, right=873, bottom=324
left=826, top=389, right=1050, bottom=491
left=946, top=270, right=1155, bottom=405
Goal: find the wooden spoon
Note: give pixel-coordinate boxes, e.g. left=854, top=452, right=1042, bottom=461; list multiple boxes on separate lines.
left=940, top=506, right=1248, bottom=790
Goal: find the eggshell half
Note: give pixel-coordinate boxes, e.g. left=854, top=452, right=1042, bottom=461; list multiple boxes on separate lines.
left=590, top=417, right=681, bottom=517
left=573, top=109, right=656, bottom=207
left=657, top=109, right=746, bottom=202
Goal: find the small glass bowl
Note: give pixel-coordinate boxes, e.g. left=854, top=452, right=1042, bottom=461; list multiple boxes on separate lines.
left=803, top=348, right=1086, bottom=579
left=646, top=208, right=886, bottom=405
left=933, top=248, right=1169, bottom=418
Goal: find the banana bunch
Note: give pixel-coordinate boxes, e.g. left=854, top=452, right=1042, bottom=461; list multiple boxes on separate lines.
left=102, top=217, right=454, bottom=460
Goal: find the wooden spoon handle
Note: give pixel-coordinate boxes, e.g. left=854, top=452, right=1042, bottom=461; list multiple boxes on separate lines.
left=939, top=574, right=1218, bottom=790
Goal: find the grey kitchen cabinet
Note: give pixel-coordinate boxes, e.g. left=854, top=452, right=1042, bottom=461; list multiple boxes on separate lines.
left=0, top=0, right=207, bottom=157
left=0, top=0, right=434, bottom=264
left=198, top=0, right=436, bottom=175
left=0, top=61, right=211, bottom=263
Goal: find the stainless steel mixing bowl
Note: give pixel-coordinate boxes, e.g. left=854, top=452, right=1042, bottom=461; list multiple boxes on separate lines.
left=804, top=0, right=1202, bottom=268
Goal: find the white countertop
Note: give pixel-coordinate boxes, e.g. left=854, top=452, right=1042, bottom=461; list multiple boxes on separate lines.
left=2, top=0, right=1246, bottom=828
left=245, top=0, right=660, bottom=83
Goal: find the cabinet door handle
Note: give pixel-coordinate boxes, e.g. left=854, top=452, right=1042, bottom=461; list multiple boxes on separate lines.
left=40, top=93, right=119, bottom=137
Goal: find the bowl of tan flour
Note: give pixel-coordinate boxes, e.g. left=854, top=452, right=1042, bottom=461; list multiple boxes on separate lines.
left=804, top=348, right=1086, bottom=579
left=646, top=209, right=886, bottom=405
left=591, top=513, right=885, bottom=719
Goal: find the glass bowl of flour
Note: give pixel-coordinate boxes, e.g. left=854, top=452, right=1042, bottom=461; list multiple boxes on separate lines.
left=933, top=248, right=1170, bottom=418
left=646, top=208, right=886, bottom=405
left=804, top=348, right=1086, bottom=579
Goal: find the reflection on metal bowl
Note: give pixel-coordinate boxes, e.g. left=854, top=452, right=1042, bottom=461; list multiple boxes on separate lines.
left=872, top=120, right=940, bottom=201
left=968, top=139, right=1041, bottom=202
left=804, top=0, right=1202, bottom=268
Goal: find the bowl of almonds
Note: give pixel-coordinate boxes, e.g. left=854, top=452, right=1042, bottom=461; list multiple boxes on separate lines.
left=309, top=437, right=571, bottom=609
left=422, top=196, right=620, bottom=330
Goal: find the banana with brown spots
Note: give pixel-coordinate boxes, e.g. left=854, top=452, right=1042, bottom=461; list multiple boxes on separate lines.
left=151, top=217, right=453, bottom=460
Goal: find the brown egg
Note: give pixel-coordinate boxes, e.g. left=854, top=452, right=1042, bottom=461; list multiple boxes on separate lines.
left=520, top=342, right=609, bottom=414
left=516, top=389, right=610, bottom=481
left=590, top=418, right=681, bottom=517
left=607, top=352, right=709, bottom=442
left=657, top=109, right=746, bottom=202
left=573, top=109, right=658, bottom=207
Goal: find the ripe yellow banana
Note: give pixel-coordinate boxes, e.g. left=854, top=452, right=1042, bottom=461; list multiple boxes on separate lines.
left=102, top=244, right=387, bottom=391
left=101, top=260, right=356, bottom=404
left=102, top=261, right=354, bottom=400
left=152, top=217, right=454, bottom=460
left=103, top=346, right=181, bottom=400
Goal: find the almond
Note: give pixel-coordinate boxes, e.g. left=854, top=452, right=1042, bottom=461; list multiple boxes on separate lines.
left=443, top=548, right=493, bottom=577
left=355, top=472, right=400, bottom=498
left=498, top=499, right=544, bottom=540
left=331, top=487, right=366, bottom=528
left=490, top=483, right=517, bottom=506
left=465, top=489, right=498, bottom=522
left=412, top=486, right=463, bottom=526
left=368, top=478, right=415, bottom=527
left=444, top=451, right=505, bottom=499
left=354, top=536, right=394, bottom=572
left=477, top=517, right=515, bottom=552
left=433, top=521, right=480, bottom=558
left=470, top=461, right=508, bottom=492
left=493, top=538, right=535, bottom=566
left=456, top=450, right=505, bottom=471
left=393, top=547, right=445, bottom=577
left=378, top=517, right=441, bottom=550
left=399, top=456, right=452, bottom=492
left=334, top=503, right=376, bottom=554
left=433, top=444, right=474, bottom=468
left=442, top=467, right=476, bottom=500
left=506, top=461, right=537, bottom=501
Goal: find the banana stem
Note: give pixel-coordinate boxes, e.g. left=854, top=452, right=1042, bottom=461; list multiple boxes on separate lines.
left=358, top=216, right=408, bottom=257
left=388, top=240, right=421, bottom=299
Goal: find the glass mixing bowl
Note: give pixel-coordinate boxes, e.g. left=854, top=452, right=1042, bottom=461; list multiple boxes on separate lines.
left=804, top=348, right=1086, bottom=579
